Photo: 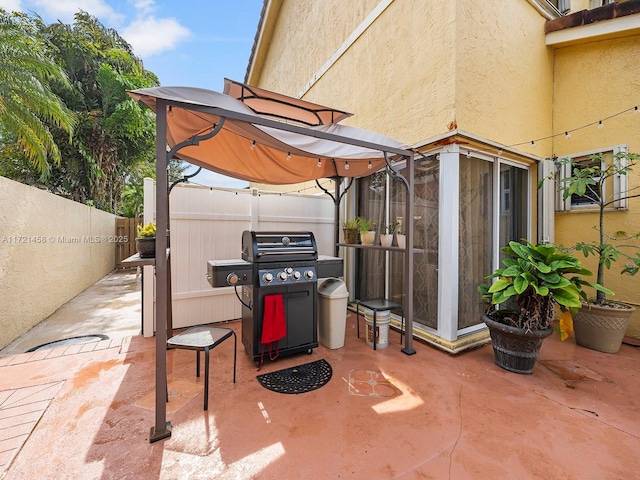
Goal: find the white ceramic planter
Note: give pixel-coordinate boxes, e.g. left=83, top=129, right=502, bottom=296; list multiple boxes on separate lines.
left=380, top=234, right=393, bottom=247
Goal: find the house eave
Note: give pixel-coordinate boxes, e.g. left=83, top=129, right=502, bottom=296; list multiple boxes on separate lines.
left=411, top=129, right=543, bottom=165
left=546, top=12, right=640, bottom=47
left=245, top=0, right=283, bottom=84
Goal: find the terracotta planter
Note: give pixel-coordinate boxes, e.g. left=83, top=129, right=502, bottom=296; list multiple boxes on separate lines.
left=573, top=301, right=635, bottom=354
left=135, top=237, right=156, bottom=258
left=482, top=314, right=552, bottom=374
left=361, top=231, right=376, bottom=245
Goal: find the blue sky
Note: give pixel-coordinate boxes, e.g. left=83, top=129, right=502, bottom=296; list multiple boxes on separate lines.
left=0, top=0, right=264, bottom=187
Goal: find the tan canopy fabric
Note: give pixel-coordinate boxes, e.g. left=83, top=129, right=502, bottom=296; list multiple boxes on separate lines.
left=223, top=78, right=352, bottom=126
left=128, top=85, right=408, bottom=185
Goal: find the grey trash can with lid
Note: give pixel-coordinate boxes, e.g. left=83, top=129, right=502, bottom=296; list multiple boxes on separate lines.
left=317, top=278, right=349, bottom=349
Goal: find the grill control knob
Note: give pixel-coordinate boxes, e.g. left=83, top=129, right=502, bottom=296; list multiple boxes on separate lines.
left=304, top=270, right=314, bottom=280
left=262, top=272, right=274, bottom=283
left=278, top=271, right=288, bottom=282
left=292, top=271, right=301, bottom=281
left=285, top=267, right=293, bottom=274
left=226, top=273, right=239, bottom=285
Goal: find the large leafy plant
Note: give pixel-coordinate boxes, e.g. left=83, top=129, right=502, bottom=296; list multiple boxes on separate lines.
left=478, top=241, right=609, bottom=333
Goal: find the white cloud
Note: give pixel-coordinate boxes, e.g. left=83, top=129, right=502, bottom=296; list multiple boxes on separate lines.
left=0, top=0, right=22, bottom=13
left=28, top=0, right=124, bottom=24
left=132, top=0, right=155, bottom=16
left=121, top=16, right=191, bottom=57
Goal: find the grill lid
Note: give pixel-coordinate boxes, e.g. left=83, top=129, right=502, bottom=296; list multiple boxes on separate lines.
left=242, top=231, right=318, bottom=262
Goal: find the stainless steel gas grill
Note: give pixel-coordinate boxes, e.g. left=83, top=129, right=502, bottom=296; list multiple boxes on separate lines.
left=207, top=231, right=343, bottom=364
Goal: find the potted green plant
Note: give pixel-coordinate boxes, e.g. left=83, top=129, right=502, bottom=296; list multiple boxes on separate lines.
left=136, top=222, right=156, bottom=258
left=396, top=229, right=406, bottom=249
left=478, top=240, right=606, bottom=374
left=553, top=151, right=640, bottom=353
left=357, top=216, right=376, bottom=245
left=342, top=218, right=361, bottom=244
left=381, top=221, right=399, bottom=247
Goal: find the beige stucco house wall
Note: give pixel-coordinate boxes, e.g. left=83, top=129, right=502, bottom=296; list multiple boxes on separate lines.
left=0, top=176, right=117, bottom=349
left=550, top=29, right=640, bottom=329
left=250, top=0, right=553, bottom=153
left=245, top=0, right=640, bottom=348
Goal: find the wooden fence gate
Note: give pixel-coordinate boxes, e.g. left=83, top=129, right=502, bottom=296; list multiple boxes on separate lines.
left=116, top=217, right=142, bottom=268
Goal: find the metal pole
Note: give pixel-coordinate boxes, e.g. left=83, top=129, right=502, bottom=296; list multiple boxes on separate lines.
left=402, top=151, right=416, bottom=355
left=334, top=178, right=340, bottom=257
left=150, top=99, right=171, bottom=442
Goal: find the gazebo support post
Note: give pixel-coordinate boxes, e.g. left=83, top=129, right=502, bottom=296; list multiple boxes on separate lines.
left=402, top=151, right=416, bottom=355
left=334, top=178, right=340, bottom=256
left=150, top=99, right=171, bottom=443
left=149, top=112, right=225, bottom=443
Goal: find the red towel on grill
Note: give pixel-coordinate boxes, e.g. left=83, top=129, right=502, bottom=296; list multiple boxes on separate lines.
left=259, top=294, right=287, bottom=370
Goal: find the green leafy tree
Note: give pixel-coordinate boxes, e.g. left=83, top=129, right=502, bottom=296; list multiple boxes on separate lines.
left=0, top=10, right=189, bottom=216
left=42, top=11, right=160, bottom=213
left=554, top=152, right=640, bottom=304
left=0, top=10, right=75, bottom=180
left=119, top=157, right=188, bottom=218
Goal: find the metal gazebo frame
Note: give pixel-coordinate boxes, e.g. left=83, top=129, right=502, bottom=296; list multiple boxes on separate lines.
left=129, top=86, right=415, bottom=443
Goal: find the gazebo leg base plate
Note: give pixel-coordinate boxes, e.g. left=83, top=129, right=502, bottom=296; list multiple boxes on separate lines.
left=149, top=422, right=172, bottom=443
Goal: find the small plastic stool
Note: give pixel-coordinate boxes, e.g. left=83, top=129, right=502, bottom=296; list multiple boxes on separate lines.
left=356, top=299, right=404, bottom=350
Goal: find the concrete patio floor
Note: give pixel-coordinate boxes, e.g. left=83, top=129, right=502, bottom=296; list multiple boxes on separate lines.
left=0, top=269, right=142, bottom=356
left=1, top=271, right=640, bottom=479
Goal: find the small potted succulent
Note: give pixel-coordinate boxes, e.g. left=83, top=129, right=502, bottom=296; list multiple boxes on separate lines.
left=381, top=221, right=399, bottom=247
left=342, top=218, right=360, bottom=245
left=357, top=216, right=376, bottom=245
left=395, top=226, right=406, bottom=249
left=136, top=222, right=156, bottom=258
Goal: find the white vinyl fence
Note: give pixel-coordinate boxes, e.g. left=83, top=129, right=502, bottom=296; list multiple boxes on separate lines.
left=142, top=179, right=336, bottom=336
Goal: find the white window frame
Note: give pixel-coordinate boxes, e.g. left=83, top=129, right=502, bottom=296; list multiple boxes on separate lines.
left=547, top=0, right=571, bottom=14
left=590, top=0, right=615, bottom=9
left=555, top=145, right=628, bottom=212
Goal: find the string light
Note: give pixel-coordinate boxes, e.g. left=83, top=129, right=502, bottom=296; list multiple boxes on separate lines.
left=344, top=161, right=350, bottom=171
left=466, top=150, right=471, bottom=158
left=251, top=140, right=256, bottom=150
left=287, top=152, right=291, bottom=161
left=317, top=158, right=322, bottom=168
left=497, top=149, right=503, bottom=156
left=507, top=104, right=638, bottom=148
left=368, top=161, right=372, bottom=169
left=531, top=140, right=536, bottom=148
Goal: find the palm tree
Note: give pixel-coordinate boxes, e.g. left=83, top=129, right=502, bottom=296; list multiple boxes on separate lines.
left=0, top=10, right=75, bottom=179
